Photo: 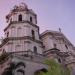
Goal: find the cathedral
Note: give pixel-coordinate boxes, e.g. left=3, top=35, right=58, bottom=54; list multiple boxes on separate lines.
left=0, top=3, right=75, bottom=75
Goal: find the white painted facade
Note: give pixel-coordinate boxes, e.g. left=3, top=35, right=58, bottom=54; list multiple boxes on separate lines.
left=0, top=3, right=42, bottom=55
left=41, top=30, right=75, bottom=53
left=0, top=2, right=75, bottom=58
left=0, top=3, right=75, bottom=75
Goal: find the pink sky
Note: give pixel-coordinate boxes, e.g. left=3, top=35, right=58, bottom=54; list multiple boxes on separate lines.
left=0, top=0, right=75, bottom=46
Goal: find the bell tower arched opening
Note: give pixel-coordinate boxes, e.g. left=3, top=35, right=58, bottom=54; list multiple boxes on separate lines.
left=18, top=14, right=22, bottom=21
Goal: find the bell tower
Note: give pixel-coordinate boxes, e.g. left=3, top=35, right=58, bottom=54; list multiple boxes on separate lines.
left=1, top=3, right=42, bottom=54
left=4, top=3, right=39, bottom=40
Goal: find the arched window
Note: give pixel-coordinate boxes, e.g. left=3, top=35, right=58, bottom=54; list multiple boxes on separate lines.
left=15, top=62, right=26, bottom=68
left=17, top=27, right=22, bottom=37
left=18, top=14, right=22, bottom=21
left=7, top=32, right=9, bottom=37
left=30, top=16, right=32, bottom=22
left=53, top=43, right=57, bottom=48
left=34, top=46, right=37, bottom=54
left=65, top=45, right=68, bottom=49
left=11, top=26, right=15, bottom=37
left=32, top=30, right=35, bottom=40
left=58, top=58, right=61, bottom=63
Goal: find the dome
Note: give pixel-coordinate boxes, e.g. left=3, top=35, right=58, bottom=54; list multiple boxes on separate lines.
left=19, top=2, right=28, bottom=9
left=12, top=2, right=28, bottom=12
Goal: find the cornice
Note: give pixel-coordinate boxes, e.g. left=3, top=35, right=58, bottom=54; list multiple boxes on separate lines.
left=8, top=51, right=47, bottom=65
left=4, top=21, right=39, bottom=32
left=40, top=31, right=62, bottom=39
left=0, top=36, right=42, bottom=48
left=11, top=8, right=37, bottom=16
left=40, top=30, right=73, bottom=46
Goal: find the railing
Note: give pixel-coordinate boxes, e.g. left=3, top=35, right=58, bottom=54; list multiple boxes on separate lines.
left=5, top=50, right=46, bottom=64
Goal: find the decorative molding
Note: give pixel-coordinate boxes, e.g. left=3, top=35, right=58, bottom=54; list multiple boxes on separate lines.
left=23, top=25, right=30, bottom=28
left=0, top=36, right=42, bottom=48
left=24, top=41, right=31, bottom=43
left=18, top=27, right=22, bottom=29
left=4, top=21, right=39, bottom=32
left=16, top=45, right=21, bottom=47
left=11, top=26, right=15, bottom=28
left=7, top=42, right=13, bottom=45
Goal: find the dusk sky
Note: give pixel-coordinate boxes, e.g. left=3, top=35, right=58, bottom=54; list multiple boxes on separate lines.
left=0, top=0, right=75, bottom=46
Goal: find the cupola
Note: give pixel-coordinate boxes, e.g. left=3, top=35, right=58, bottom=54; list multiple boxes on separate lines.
left=5, top=3, right=37, bottom=25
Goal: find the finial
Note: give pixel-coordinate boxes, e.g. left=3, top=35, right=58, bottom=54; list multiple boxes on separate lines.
left=59, top=28, right=61, bottom=32
left=19, top=2, right=28, bottom=9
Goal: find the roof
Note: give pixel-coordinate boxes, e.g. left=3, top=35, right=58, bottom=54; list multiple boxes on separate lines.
left=12, top=2, right=28, bottom=12
left=6, top=2, right=36, bottom=20
left=40, top=30, right=74, bottom=46
left=40, top=30, right=62, bottom=37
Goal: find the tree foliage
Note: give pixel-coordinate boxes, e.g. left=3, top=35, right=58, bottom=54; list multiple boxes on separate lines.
left=0, top=52, right=9, bottom=64
left=37, top=59, right=70, bottom=75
